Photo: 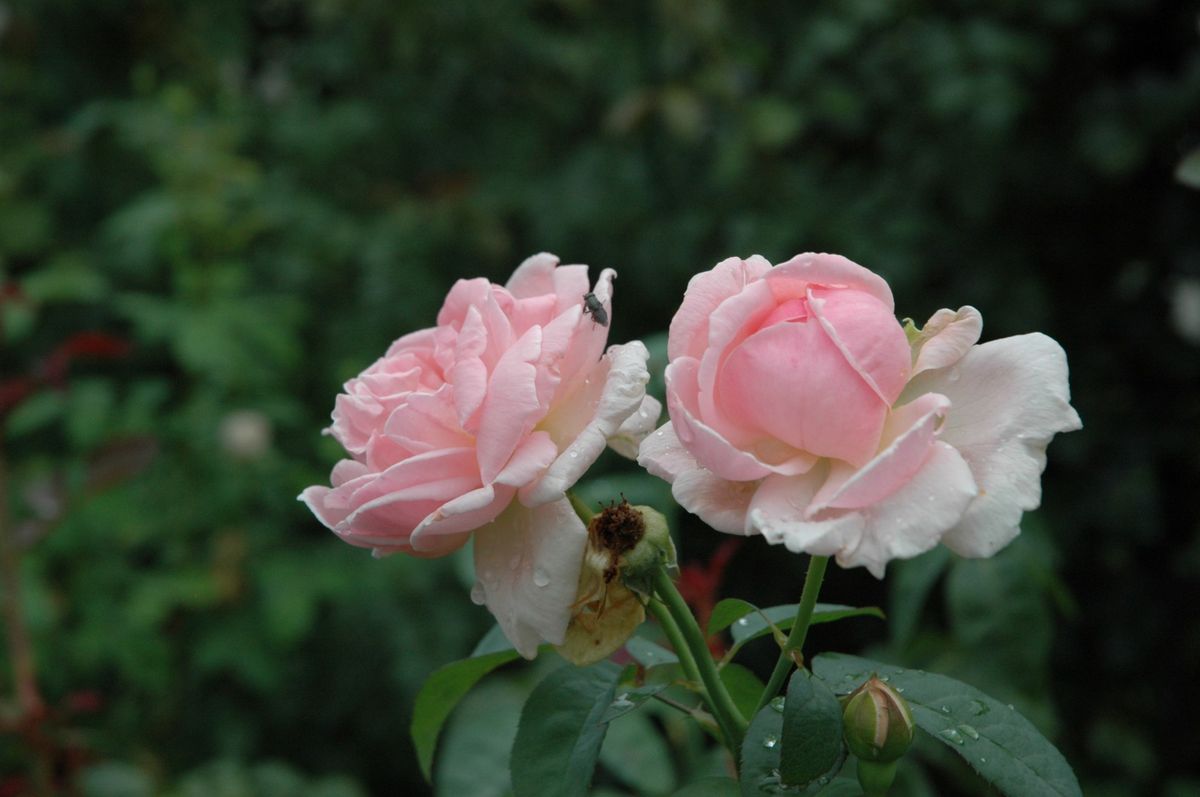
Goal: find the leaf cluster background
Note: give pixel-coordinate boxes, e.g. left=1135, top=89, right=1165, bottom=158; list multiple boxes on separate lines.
left=1, top=0, right=1199, bottom=794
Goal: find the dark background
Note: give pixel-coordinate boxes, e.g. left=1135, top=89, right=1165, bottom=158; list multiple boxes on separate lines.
left=2, top=0, right=1199, bottom=794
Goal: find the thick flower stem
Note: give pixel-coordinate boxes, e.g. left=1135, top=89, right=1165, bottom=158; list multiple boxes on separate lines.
left=754, top=555, right=830, bottom=714
left=651, top=566, right=748, bottom=754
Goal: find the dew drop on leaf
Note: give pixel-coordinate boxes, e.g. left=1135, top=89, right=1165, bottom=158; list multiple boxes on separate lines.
left=958, top=723, right=980, bottom=740
left=939, top=728, right=965, bottom=745
left=770, top=696, right=786, bottom=713
left=762, top=734, right=778, bottom=749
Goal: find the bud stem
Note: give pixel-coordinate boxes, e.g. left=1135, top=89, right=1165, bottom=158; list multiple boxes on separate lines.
left=650, top=566, right=748, bottom=754
left=754, top=555, right=830, bottom=713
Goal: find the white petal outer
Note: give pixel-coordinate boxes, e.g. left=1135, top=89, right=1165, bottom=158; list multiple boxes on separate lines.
left=521, top=341, right=652, bottom=506
left=906, top=333, right=1082, bottom=558
left=749, top=443, right=978, bottom=578
left=911, top=306, right=983, bottom=376
left=672, top=469, right=758, bottom=535
left=471, top=499, right=588, bottom=659
left=608, top=394, right=662, bottom=459
left=637, top=422, right=757, bottom=535
left=637, top=421, right=697, bottom=482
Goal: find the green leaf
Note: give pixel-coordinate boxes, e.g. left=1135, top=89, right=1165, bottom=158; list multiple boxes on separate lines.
left=708, top=598, right=759, bottom=637
left=719, top=662, right=766, bottom=721
left=511, top=662, right=624, bottom=797
left=600, top=708, right=678, bottom=794
left=780, top=671, right=845, bottom=788
left=411, top=649, right=521, bottom=782
left=1176, top=146, right=1200, bottom=189
left=740, top=691, right=846, bottom=797
left=471, top=624, right=516, bottom=657
left=671, top=778, right=740, bottom=796
left=600, top=681, right=670, bottom=723
left=626, top=636, right=680, bottom=667
left=726, top=604, right=884, bottom=657
left=436, top=676, right=527, bottom=797
left=812, top=654, right=1081, bottom=797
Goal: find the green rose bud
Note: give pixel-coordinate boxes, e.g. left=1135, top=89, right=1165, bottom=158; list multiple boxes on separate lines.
left=842, top=676, right=915, bottom=795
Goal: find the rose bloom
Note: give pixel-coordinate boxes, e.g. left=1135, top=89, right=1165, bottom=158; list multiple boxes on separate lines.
left=638, top=253, right=1081, bottom=576
left=301, top=254, right=659, bottom=656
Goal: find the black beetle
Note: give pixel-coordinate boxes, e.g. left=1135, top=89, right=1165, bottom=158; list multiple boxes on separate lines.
left=582, top=292, right=608, bottom=327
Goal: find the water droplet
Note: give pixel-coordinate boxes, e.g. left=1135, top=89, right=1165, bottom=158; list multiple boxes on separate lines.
left=940, top=705, right=952, bottom=714
left=895, top=686, right=905, bottom=693
left=470, top=582, right=486, bottom=605
left=939, top=728, right=965, bottom=745
left=879, top=675, right=890, bottom=682
left=770, top=697, right=786, bottom=713
left=894, top=668, right=906, bottom=674
left=818, top=776, right=829, bottom=785
left=958, top=723, right=980, bottom=740
left=736, top=617, right=750, bottom=626
left=533, top=568, right=550, bottom=588
left=948, top=368, right=961, bottom=383
left=612, top=692, right=634, bottom=709
left=762, top=735, right=778, bottom=749
left=1007, top=703, right=1015, bottom=711
left=639, top=410, right=648, bottom=418
left=568, top=450, right=579, bottom=458
left=969, top=699, right=989, bottom=716
left=655, top=429, right=665, bottom=436
left=980, top=757, right=988, bottom=764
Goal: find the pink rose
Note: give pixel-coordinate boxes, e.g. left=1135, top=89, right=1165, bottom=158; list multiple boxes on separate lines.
left=301, top=254, right=660, bottom=656
left=638, top=253, right=1081, bottom=576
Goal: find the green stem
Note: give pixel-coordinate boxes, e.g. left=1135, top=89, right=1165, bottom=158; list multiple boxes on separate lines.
left=754, top=555, right=829, bottom=713
left=646, top=598, right=703, bottom=689
left=567, top=491, right=594, bottom=523
left=651, top=567, right=748, bottom=753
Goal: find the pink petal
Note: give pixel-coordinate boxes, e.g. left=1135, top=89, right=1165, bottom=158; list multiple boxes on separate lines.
left=408, top=484, right=515, bottom=551
left=475, top=326, right=545, bottom=484
left=471, top=499, right=588, bottom=658
left=506, top=252, right=560, bottom=299
left=668, top=255, right=773, bottom=361
left=666, top=357, right=774, bottom=481
left=808, top=287, right=911, bottom=405
left=718, top=318, right=888, bottom=466
left=521, top=341, right=651, bottom=506
left=766, top=252, right=895, bottom=310
left=906, top=334, right=1082, bottom=558
left=809, top=393, right=951, bottom=513
left=494, top=431, right=559, bottom=489
left=637, top=421, right=699, bottom=482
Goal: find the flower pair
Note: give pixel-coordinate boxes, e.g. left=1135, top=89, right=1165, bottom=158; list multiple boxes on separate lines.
left=302, top=252, right=1080, bottom=656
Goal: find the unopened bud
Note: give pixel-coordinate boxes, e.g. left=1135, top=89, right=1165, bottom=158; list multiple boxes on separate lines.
left=843, top=676, right=914, bottom=795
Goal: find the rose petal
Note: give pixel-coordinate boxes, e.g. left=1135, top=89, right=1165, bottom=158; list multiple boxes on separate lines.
left=475, top=326, right=545, bottom=484
left=494, top=431, right=559, bottom=488
left=506, top=252, right=560, bottom=299
left=906, top=333, right=1082, bottom=557
left=408, top=484, right=515, bottom=551
left=807, top=286, right=911, bottom=405
left=911, top=306, right=983, bottom=376
left=809, top=393, right=951, bottom=513
left=750, top=442, right=977, bottom=577
left=766, top=252, right=895, bottom=310
left=522, top=341, right=651, bottom=506
left=666, top=357, right=774, bottom=481
left=471, top=499, right=588, bottom=659
left=608, top=394, right=662, bottom=459
left=669, top=255, right=773, bottom=361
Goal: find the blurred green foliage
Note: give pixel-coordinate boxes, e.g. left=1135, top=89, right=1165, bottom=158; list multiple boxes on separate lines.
left=2, top=0, right=1199, bottom=794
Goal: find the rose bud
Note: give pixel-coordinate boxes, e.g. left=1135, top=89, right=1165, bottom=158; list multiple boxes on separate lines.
left=842, top=676, right=915, bottom=795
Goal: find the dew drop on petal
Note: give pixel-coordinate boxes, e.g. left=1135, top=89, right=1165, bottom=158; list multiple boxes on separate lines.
left=470, top=582, right=487, bottom=606
left=568, top=450, right=579, bottom=458
left=533, top=568, right=550, bottom=588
